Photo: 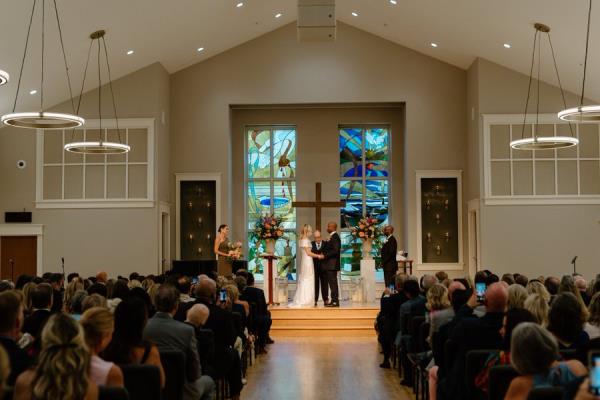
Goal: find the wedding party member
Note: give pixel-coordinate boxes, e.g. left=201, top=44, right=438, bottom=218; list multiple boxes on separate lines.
left=380, top=225, right=398, bottom=287
left=289, top=225, right=323, bottom=308
left=322, top=221, right=341, bottom=307
left=311, top=230, right=327, bottom=307
left=214, top=224, right=234, bottom=277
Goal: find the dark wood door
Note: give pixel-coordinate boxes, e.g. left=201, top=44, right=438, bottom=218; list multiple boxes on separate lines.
left=1, top=236, right=37, bottom=281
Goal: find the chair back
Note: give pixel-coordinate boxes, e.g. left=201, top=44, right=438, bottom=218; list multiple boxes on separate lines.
left=196, top=328, right=216, bottom=377
left=465, top=349, right=498, bottom=400
left=120, top=364, right=161, bottom=400
left=527, top=387, right=564, bottom=400
left=160, top=350, right=185, bottom=400
left=417, top=321, right=431, bottom=353
left=99, top=386, right=130, bottom=400
left=406, top=315, right=425, bottom=352
left=558, top=349, right=577, bottom=360
left=488, top=365, right=519, bottom=400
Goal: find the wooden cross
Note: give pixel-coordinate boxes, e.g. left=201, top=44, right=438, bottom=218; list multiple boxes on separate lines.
left=292, top=182, right=346, bottom=232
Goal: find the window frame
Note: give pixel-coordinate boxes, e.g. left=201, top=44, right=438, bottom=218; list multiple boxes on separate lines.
left=35, top=118, right=155, bottom=209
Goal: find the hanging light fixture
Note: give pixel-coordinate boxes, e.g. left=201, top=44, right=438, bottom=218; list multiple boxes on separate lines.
left=0, top=70, right=9, bottom=86
left=1, top=0, right=83, bottom=129
left=510, top=23, right=578, bottom=150
left=64, top=30, right=130, bottom=154
left=558, top=0, right=599, bottom=122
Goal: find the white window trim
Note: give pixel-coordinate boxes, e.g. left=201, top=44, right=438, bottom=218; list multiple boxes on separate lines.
left=175, top=173, right=222, bottom=261
left=415, top=170, right=464, bottom=271
left=483, top=114, right=600, bottom=205
left=35, top=118, right=155, bottom=209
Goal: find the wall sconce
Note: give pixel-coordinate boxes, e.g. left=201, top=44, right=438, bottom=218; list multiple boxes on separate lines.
left=188, top=233, right=194, bottom=242
left=197, top=217, right=203, bottom=227
left=434, top=185, right=441, bottom=195
left=444, top=232, right=450, bottom=242
left=425, top=199, right=431, bottom=210
left=197, top=247, right=203, bottom=255
left=426, top=232, right=432, bottom=242
left=206, top=234, right=211, bottom=241
left=206, top=201, right=211, bottom=208
left=435, top=213, right=441, bottom=224
left=444, top=199, right=449, bottom=210
left=197, top=187, right=202, bottom=196
left=187, top=201, right=193, bottom=210
left=436, top=244, right=441, bottom=255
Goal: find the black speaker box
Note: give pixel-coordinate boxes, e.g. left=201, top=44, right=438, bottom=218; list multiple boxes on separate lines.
left=5, top=212, right=32, bottom=223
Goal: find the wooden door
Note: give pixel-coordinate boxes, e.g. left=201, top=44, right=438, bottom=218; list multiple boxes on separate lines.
left=1, top=236, right=37, bottom=281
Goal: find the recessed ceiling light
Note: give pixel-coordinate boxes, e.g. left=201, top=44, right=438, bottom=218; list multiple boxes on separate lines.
left=390, top=0, right=397, bottom=4
left=197, top=47, right=205, bottom=52
left=126, top=50, right=134, bottom=55
left=29, top=89, right=37, bottom=95
left=275, top=13, right=282, bottom=18
left=236, top=2, right=244, bottom=7
left=503, top=43, right=511, bottom=49
left=352, top=11, right=358, bottom=17
left=430, top=43, right=438, bottom=48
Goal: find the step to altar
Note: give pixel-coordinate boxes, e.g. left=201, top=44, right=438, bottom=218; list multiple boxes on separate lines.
left=269, top=302, right=379, bottom=337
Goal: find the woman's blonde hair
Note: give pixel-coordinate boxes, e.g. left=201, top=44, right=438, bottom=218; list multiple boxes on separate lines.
left=22, top=281, right=37, bottom=312
left=32, top=313, right=90, bottom=400
left=426, top=284, right=450, bottom=311
left=507, top=284, right=528, bottom=310
left=147, top=283, right=159, bottom=307
left=64, top=278, right=84, bottom=312
left=300, top=224, right=313, bottom=239
left=80, top=307, right=114, bottom=351
left=524, top=293, right=549, bottom=326
left=224, top=284, right=240, bottom=303
left=526, top=281, right=551, bottom=304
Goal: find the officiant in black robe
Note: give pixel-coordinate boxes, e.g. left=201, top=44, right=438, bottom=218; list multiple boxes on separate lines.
left=311, top=230, right=327, bottom=306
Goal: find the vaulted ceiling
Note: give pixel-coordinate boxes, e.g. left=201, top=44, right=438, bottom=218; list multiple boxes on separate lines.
left=0, top=0, right=597, bottom=117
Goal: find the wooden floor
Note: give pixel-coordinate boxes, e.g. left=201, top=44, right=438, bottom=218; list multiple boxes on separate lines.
left=243, top=337, right=413, bottom=400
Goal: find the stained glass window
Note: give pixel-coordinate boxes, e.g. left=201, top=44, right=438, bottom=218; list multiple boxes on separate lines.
left=339, top=127, right=390, bottom=280
left=247, top=127, right=297, bottom=280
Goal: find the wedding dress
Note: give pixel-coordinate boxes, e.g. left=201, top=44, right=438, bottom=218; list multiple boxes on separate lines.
left=289, top=238, right=315, bottom=307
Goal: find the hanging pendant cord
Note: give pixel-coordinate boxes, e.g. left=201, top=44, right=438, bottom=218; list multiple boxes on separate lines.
left=521, top=29, right=538, bottom=139
left=40, top=0, right=45, bottom=112
left=97, top=39, right=102, bottom=139
left=13, top=0, right=37, bottom=113
left=101, top=36, right=123, bottom=144
left=75, top=41, right=93, bottom=114
left=581, top=0, right=592, bottom=107
left=52, top=0, right=76, bottom=114
left=535, top=29, right=541, bottom=136
left=547, top=33, right=574, bottom=136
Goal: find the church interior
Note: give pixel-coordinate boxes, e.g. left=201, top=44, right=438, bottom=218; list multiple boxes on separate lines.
left=0, top=1, right=599, bottom=399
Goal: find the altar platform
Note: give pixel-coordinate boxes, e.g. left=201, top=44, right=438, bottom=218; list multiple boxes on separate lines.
left=269, top=302, right=379, bottom=337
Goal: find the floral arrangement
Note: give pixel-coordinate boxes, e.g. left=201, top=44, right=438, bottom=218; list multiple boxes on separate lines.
left=254, top=214, right=285, bottom=240
left=227, top=241, right=243, bottom=260
left=350, top=216, right=382, bottom=240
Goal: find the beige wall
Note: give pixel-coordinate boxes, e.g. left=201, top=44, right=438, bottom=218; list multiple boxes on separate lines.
left=171, top=22, right=467, bottom=271
left=0, top=62, right=169, bottom=278
left=474, top=58, right=600, bottom=279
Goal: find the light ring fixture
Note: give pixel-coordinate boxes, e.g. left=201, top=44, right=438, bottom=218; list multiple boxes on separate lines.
left=1, top=112, right=84, bottom=129
left=558, top=105, right=600, bottom=122
left=0, top=70, right=9, bottom=85
left=64, top=141, right=130, bottom=154
left=510, top=136, right=579, bottom=150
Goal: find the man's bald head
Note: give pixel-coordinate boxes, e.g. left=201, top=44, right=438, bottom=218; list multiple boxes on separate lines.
left=327, top=222, right=337, bottom=233
left=195, top=275, right=217, bottom=301
left=314, top=230, right=322, bottom=241
left=485, top=282, right=508, bottom=313
left=575, top=277, right=587, bottom=291
left=96, top=271, right=108, bottom=283
left=186, top=304, right=210, bottom=328
left=448, top=280, right=466, bottom=299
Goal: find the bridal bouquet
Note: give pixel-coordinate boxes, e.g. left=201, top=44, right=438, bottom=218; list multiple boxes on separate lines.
left=254, top=214, right=285, bottom=240
left=350, top=216, right=382, bottom=240
left=227, top=241, right=243, bottom=260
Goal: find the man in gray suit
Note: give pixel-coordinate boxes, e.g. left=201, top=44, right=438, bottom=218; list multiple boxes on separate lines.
left=144, top=285, right=215, bottom=400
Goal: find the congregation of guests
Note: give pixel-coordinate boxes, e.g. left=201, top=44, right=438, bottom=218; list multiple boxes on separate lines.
left=0, top=268, right=273, bottom=399
left=376, top=269, right=600, bottom=400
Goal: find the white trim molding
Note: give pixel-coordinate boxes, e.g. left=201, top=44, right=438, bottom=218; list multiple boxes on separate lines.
left=415, top=170, right=464, bottom=271
left=158, top=202, right=171, bottom=274
left=0, top=224, right=44, bottom=276
left=36, top=118, right=155, bottom=209
left=175, top=173, right=221, bottom=260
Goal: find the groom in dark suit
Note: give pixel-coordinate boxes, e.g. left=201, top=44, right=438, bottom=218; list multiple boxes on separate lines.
left=381, top=225, right=398, bottom=287
left=322, top=221, right=341, bottom=307
left=311, top=230, right=327, bottom=307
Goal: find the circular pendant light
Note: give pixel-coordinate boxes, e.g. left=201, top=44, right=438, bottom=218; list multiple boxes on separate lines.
left=64, top=141, right=130, bottom=154
left=1, top=0, right=83, bottom=130
left=558, top=0, right=599, bottom=122
left=509, top=23, right=579, bottom=150
left=64, top=30, right=130, bottom=154
left=0, top=70, right=9, bottom=85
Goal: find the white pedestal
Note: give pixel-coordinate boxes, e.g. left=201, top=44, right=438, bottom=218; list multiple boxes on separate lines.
left=360, top=259, right=376, bottom=303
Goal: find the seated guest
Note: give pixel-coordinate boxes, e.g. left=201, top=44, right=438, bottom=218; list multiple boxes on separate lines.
left=377, top=273, right=408, bottom=368
left=420, top=274, right=437, bottom=295
left=14, top=313, right=98, bottom=400
left=505, top=323, right=587, bottom=400
left=576, top=277, right=591, bottom=306
left=107, top=279, right=129, bottom=312
left=80, top=307, right=124, bottom=388
left=507, top=284, right=528, bottom=310
left=398, top=278, right=426, bottom=331
left=524, top=293, right=549, bottom=326
left=103, top=297, right=165, bottom=388
left=81, top=293, right=107, bottom=312
left=23, top=283, right=53, bottom=342
left=21, top=281, right=36, bottom=316
left=178, top=276, right=195, bottom=304
left=144, top=285, right=215, bottom=400
left=47, top=273, right=64, bottom=314
left=67, top=272, right=80, bottom=283
left=225, top=284, right=249, bottom=318
left=548, top=292, right=590, bottom=353
left=87, top=271, right=109, bottom=298
left=585, top=293, right=600, bottom=340
left=474, top=308, right=537, bottom=394
left=526, top=280, right=551, bottom=304
left=515, top=274, right=529, bottom=287
left=435, top=271, right=448, bottom=283
left=63, top=278, right=84, bottom=313
left=559, top=275, right=589, bottom=319
left=186, top=304, right=210, bottom=329
left=68, top=290, right=88, bottom=320
left=237, top=271, right=272, bottom=348
left=195, top=276, right=243, bottom=398
left=426, top=283, right=454, bottom=343
left=545, top=276, right=560, bottom=298
left=502, top=273, right=516, bottom=285
left=0, top=291, right=33, bottom=386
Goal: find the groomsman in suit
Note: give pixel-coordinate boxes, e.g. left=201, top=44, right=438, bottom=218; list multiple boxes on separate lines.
left=311, top=230, right=327, bottom=307
left=322, top=221, right=341, bottom=307
left=380, top=225, right=398, bottom=287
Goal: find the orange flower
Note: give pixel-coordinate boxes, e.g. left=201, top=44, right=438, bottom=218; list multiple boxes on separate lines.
left=358, top=232, right=365, bottom=238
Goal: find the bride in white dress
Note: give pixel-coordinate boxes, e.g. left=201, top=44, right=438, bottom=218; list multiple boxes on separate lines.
left=289, top=224, right=323, bottom=307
